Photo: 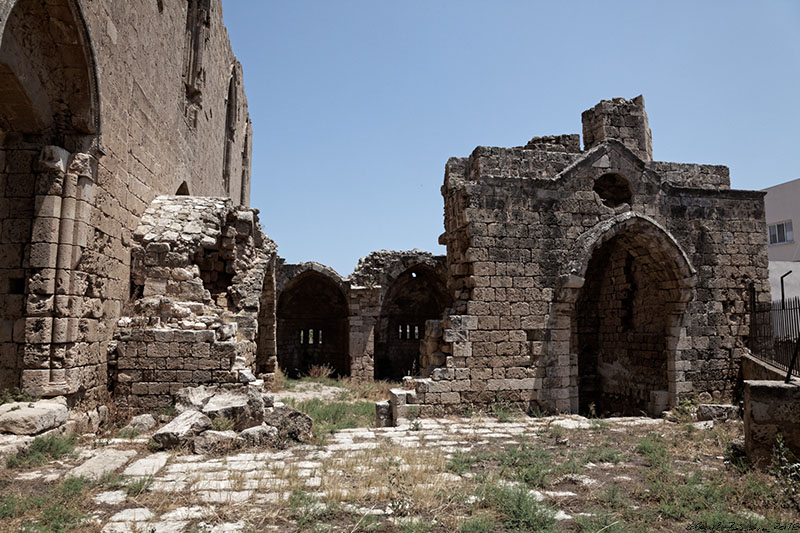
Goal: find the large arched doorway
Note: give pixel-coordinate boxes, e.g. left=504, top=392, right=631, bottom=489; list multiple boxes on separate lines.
left=573, top=220, right=693, bottom=416
left=276, top=272, right=349, bottom=378
left=375, top=265, right=451, bottom=381
left=0, top=0, right=98, bottom=392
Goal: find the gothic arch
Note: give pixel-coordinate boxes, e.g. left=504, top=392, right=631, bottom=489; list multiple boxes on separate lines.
left=544, top=214, right=696, bottom=415
left=374, top=263, right=452, bottom=380
left=222, top=63, right=240, bottom=197
left=0, top=0, right=100, bottom=394
left=0, top=0, right=100, bottom=150
left=276, top=270, right=349, bottom=378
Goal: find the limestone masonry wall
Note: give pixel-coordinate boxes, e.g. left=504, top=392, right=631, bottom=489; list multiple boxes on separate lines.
left=399, top=96, right=771, bottom=420
left=112, top=196, right=274, bottom=409
left=0, top=0, right=251, bottom=403
left=0, top=0, right=775, bottom=423
left=744, top=380, right=800, bottom=467
left=269, top=251, right=450, bottom=382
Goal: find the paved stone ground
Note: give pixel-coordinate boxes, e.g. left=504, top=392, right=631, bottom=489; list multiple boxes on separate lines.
left=7, top=414, right=681, bottom=532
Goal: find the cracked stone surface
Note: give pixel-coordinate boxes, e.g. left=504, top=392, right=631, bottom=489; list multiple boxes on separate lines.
left=3, top=413, right=772, bottom=531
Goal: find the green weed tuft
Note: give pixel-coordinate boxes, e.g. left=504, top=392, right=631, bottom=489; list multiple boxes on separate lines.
left=211, top=417, right=235, bottom=431
left=6, top=433, right=77, bottom=469
left=635, top=433, right=669, bottom=470
left=482, top=483, right=557, bottom=532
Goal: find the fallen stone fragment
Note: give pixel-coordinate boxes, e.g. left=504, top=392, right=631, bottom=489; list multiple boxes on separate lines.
left=238, top=369, right=256, bottom=383
left=236, top=424, right=279, bottom=447
left=263, top=406, right=313, bottom=443
left=94, top=490, right=127, bottom=505
left=0, top=399, right=68, bottom=435
left=175, top=385, right=217, bottom=413
left=107, top=507, right=154, bottom=522
left=261, top=393, right=274, bottom=408
left=375, top=401, right=392, bottom=428
left=201, top=386, right=264, bottom=431
left=193, top=430, right=238, bottom=454
left=70, top=449, right=138, bottom=481
left=696, top=404, right=739, bottom=421
left=122, top=451, right=170, bottom=477
left=125, top=414, right=157, bottom=433
left=0, top=434, right=33, bottom=457
left=152, top=410, right=212, bottom=448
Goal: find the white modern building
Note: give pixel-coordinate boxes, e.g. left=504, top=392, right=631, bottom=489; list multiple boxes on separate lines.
left=765, top=178, right=800, bottom=261
left=765, top=179, right=800, bottom=300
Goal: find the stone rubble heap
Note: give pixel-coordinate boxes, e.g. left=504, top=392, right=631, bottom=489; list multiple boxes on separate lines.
left=151, top=383, right=312, bottom=454
left=0, top=396, right=107, bottom=457
left=111, top=196, right=277, bottom=409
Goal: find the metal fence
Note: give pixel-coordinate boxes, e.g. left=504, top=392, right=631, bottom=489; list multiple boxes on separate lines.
left=749, top=289, right=800, bottom=379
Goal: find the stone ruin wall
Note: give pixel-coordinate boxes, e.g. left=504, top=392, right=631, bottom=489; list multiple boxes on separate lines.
left=0, top=1, right=775, bottom=425
left=271, top=251, right=451, bottom=383
left=0, top=0, right=251, bottom=404
left=399, top=96, right=770, bottom=419
left=111, top=196, right=275, bottom=409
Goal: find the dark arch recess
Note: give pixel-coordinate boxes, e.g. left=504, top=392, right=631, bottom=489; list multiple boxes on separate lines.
left=593, top=173, right=632, bottom=208
left=276, top=271, right=349, bottom=378
left=375, top=265, right=452, bottom=381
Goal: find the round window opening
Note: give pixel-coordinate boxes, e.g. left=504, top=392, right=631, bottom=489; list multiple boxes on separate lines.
left=593, top=173, right=632, bottom=207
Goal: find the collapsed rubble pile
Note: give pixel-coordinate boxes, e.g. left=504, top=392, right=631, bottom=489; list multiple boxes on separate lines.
left=0, top=383, right=313, bottom=460
left=152, top=384, right=312, bottom=453
left=111, top=196, right=278, bottom=409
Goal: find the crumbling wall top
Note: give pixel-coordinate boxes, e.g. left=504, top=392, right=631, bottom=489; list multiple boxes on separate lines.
left=524, top=134, right=581, bottom=153
left=350, top=249, right=446, bottom=288
left=276, top=261, right=346, bottom=294
left=582, top=95, right=653, bottom=162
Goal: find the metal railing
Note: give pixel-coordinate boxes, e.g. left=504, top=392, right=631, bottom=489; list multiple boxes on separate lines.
left=749, top=288, right=800, bottom=380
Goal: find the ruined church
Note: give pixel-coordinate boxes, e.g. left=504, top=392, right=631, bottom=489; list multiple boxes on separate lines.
left=0, top=0, right=771, bottom=420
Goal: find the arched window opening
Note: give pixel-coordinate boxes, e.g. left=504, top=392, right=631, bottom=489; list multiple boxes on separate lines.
left=239, top=124, right=251, bottom=205
left=0, top=0, right=98, bottom=392
left=222, top=71, right=237, bottom=196
left=175, top=181, right=190, bottom=195
left=182, top=0, right=210, bottom=127
left=593, top=173, right=632, bottom=208
left=277, top=272, right=349, bottom=378
left=375, top=267, right=451, bottom=381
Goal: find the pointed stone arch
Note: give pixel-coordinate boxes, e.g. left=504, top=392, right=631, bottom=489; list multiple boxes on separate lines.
left=276, top=270, right=349, bottom=378
left=0, top=0, right=101, bottom=395
left=374, top=263, right=452, bottom=381
left=543, top=213, right=696, bottom=415
left=222, top=64, right=239, bottom=196
left=175, top=181, right=190, bottom=196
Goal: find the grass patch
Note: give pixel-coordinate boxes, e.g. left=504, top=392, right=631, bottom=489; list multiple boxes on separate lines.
left=575, top=512, right=645, bottom=532
left=460, top=514, right=499, bottom=533
left=289, top=489, right=337, bottom=528
left=1, top=476, right=89, bottom=532
left=496, top=441, right=553, bottom=488
left=585, top=445, right=622, bottom=464
left=772, top=433, right=800, bottom=510
left=125, top=475, right=154, bottom=497
left=598, top=484, right=628, bottom=509
left=6, top=434, right=77, bottom=469
left=635, top=433, right=669, bottom=470
left=447, top=451, right=478, bottom=476
left=158, top=404, right=177, bottom=419
left=490, top=401, right=517, bottom=423
left=480, top=483, right=557, bottom=532
left=285, top=398, right=375, bottom=440
left=0, top=388, right=36, bottom=405
left=648, top=471, right=732, bottom=520
left=115, top=427, right=139, bottom=440
left=211, top=417, right=235, bottom=431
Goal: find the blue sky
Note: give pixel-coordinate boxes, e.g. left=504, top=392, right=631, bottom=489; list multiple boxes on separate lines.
left=222, top=1, right=800, bottom=276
